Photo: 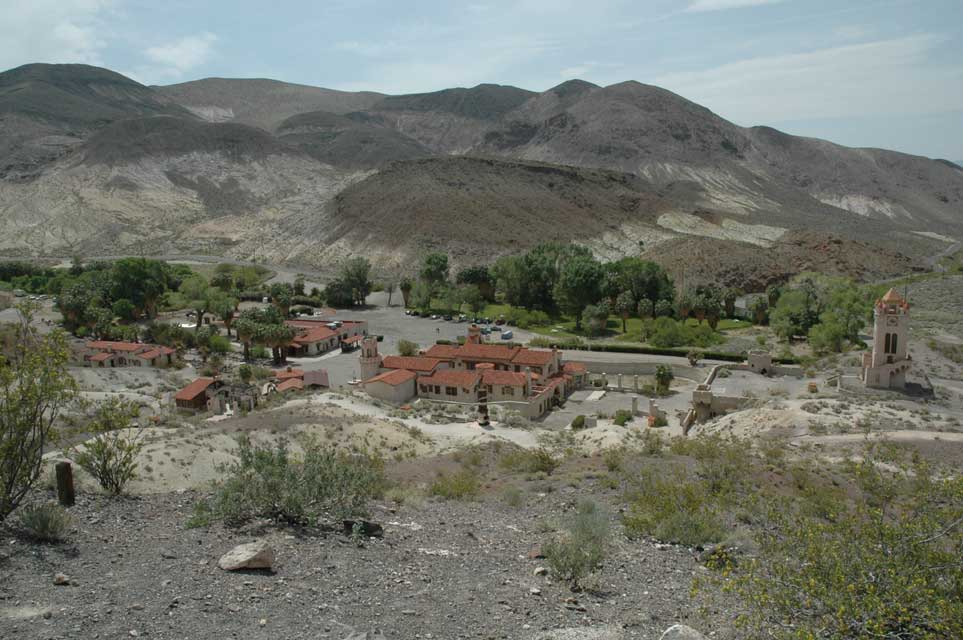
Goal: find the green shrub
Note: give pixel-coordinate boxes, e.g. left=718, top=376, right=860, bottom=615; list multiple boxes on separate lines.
left=202, top=436, right=385, bottom=526
left=544, top=499, right=611, bottom=589
left=613, top=409, right=633, bottom=426
left=623, top=467, right=724, bottom=546
left=250, top=345, right=269, bottom=359
left=208, top=335, right=231, bottom=354
left=501, top=486, right=523, bottom=507
left=18, top=502, right=71, bottom=542
left=499, top=447, right=559, bottom=474
left=730, top=464, right=963, bottom=638
left=397, top=340, right=419, bottom=357
left=429, top=468, right=480, bottom=500
left=571, top=415, right=586, bottom=430
left=602, top=447, right=624, bottom=472
left=640, top=428, right=663, bottom=455
left=72, top=398, right=144, bottom=495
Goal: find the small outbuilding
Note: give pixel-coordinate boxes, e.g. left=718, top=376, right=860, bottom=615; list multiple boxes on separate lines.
left=363, top=369, right=417, bottom=404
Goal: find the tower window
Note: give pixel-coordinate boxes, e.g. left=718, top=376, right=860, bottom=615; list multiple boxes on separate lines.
left=890, top=334, right=898, bottom=354
left=884, top=334, right=891, bottom=353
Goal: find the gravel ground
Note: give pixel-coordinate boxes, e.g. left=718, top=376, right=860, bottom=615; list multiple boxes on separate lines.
left=0, top=486, right=731, bottom=640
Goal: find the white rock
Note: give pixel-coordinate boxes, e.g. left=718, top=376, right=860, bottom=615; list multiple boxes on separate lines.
left=659, top=625, right=708, bottom=640
left=217, top=541, right=275, bottom=571
left=53, top=573, right=70, bottom=586
left=533, top=566, right=548, bottom=576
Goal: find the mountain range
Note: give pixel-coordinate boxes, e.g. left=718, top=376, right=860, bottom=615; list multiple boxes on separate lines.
left=1, top=62, right=960, bottom=287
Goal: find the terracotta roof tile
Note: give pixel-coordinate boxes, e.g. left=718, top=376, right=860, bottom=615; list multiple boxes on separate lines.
left=273, top=368, right=305, bottom=381
left=276, top=378, right=305, bottom=392
left=424, top=344, right=460, bottom=360
left=455, top=343, right=520, bottom=362
left=563, top=361, right=587, bottom=373
left=364, top=369, right=417, bottom=386
left=137, top=349, right=162, bottom=360
left=382, top=356, right=442, bottom=373
left=510, top=348, right=555, bottom=366
left=86, top=340, right=146, bottom=352
left=421, top=369, right=481, bottom=388
left=175, top=377, right=216, bottom=401
left=89, top=352, right=114, bottom=362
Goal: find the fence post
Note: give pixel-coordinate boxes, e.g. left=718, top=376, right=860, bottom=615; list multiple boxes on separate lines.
left=55, top=461, right=75, bottom=507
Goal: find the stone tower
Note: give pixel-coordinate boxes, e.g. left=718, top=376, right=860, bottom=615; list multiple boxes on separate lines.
left=359, top=336, right=382, bottom=381
left=862, top=288, right=911, bottom=389
left=466, top=323, right=482, bottom=345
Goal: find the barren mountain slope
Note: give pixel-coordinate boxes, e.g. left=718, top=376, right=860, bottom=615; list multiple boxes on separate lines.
left=275, top=110, right=431, bottom=168
left=156, top=78, right=384, bottom=130
left=478, top=81, right=963, bottom=239
left=0, top=116, right=360, bottom=258
left=0, top=64, right=194, bottom=181
left=253, top=156, right=675, bottom=273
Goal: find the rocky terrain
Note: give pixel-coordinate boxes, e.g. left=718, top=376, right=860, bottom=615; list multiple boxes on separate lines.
left=1, top=63, right=960, bottom=284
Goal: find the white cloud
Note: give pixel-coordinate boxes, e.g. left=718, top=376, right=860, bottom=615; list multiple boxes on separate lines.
left=653, top=34, right=963, bottom=123
left=0, top=0, right=113, bottom=70
left=145, top=32, right=217, bottom=77
left=560, top=64, right=592, bottom=78
left=686, top=0, right=784, bottom=12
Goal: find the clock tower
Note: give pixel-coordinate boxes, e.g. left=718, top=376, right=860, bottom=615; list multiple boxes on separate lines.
left=862, top=288, right=911, bottom=389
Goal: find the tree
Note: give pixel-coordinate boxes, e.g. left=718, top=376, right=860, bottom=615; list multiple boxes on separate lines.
left=339, top=258, right=372, bottom=306
left=397, top=340, right=419, bottom=357
left=770, top=289, right=814, bottom=342
left=582, top=303, right=610, bottom=336
left=385, top=281, right=396, bottom=307
left=210, top=292, right=238, bottom=337
left=554, top=255, right=603, bottom=330
left=748, top=297, right=769, bottom=325
left=399, top=277, right=413, bottom=308
left=809, top=313, right=848, bottom=354
left=111, top=298, right=136, bottom=323
left=654, top=365, right=674, bottom=395
left=269, top=283, right=293, bottom=318
left=723, top=288, right=742, bottom=318
left=420, top=253, right=449, bottom=295
left=324, top=279, right=354, bottom=308
left=491, top=255, right=530, bottom=308
left=458, top=285, right=486, bottom=314
left=615, top=291, right=636, bottom=333
left=111, top=257, right=170, bottom=318
left=766, top=284, right=783, bottom=308
left=654, top=299, right=674, bottom=318
left=72, top=398, right=144, bottom=495
left=409, top=280, right=432, bottom=311
left=180, top=274, right=212, bottom=330
left=0, top=304, right=77, bottom=521
left=456, top=266, right=494, bottom=301
left=293, top=274, right=306, bottom=296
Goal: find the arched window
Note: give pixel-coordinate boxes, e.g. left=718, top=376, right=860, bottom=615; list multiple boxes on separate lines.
left=884, top=334, right=892, bottom=353
left=890, top=333, right=898, bottom=354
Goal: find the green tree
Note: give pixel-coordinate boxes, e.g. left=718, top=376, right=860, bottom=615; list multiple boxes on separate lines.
left=770, top=289, right=814, bottom=342
left=554, top=255, right=603, bottom=330
left=384, top=281, right=396, bottom=307
left=456, top=266, right=494, bottom=301
left=180, top=274, right=212, bottom=330
left=293, top=274, right=306, bottom=296
left=654, top=364, right=674, bottom=395
left=0, top=304, right=77, bottom=521
left=809, top=312, right=849, bottom=354
left=210, top=292, right=238, bottom=337
left=748, top=297, right=769, bottom=325
left=723, top=287, right=742, bottom=318
left=399, top=277, right=413, bottom=308
left=458, top=285, right=486, bottom=314
left=420, top=253, right=449, bottom=295
left=111, top=298, right=136, bottom=323
left=238, top=364, right=253, bottom=384
left=397, top=340, right=419, bottom=357
left=614, top=290, right=636, bottom=333
left=111, top=257, right=170, bottom=318
left=339, top=258, right=372, bottom=306
left=581, top=303, right=610, bottom=336
left=269, top=282, right=294, bottom=317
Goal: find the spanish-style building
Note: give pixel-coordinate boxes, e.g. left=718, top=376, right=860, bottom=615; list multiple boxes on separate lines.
left=359, top=325, right=587, bottom=417
left=85, top=341, right=176, bottom=368
left=285, top=319, right=368, bottom=357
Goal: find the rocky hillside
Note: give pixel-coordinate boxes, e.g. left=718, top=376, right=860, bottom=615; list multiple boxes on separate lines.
left=0, top=62, right=959, bottom=284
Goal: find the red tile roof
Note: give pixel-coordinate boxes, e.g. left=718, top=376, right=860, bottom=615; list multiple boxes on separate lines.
left=364, top=369, right=417, bottom=386
left=292, top=325, right=337, bottom=344
left=455, top=343, right=520, bottom=362
left=511, top=348, right=556, bottom=366
left=343, top=335, right=364, bottom=344
left=421, top=369, right=481, bottom=388
left=276, top=378, right=305, bottom=392
left=86, top=341, right=146, bottom=353
left=382, top=356, right=442, bottom=373
left=175, top=377, right=216, bottom=401
left=89, top=352, right=114, bottom=362
left=273, top=368, right=305, bottom=381
left=481, top=370, right=528, bottom=386
left=563, top=361, right=587, bottom=373
left=137, top=349, right=162, bottom=360
left=423, top=344, right=460, bottom=360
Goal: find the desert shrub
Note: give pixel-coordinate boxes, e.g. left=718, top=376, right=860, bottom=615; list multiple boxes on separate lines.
left=602, top=447, right=624, bottom=472
left=72, top=398, right=144, bottom=495
left=208, top=335, right=231, bottom=354
left=613, top=409, right=633, bottom=426
left=429, top=468, right=480, bottom=500
left=18, top=502, right=71, bottom=542
left=202, top=436, right=385, bottom=526
left=571, top=415, right=586, bottom=430
left=640, top=428, right=664, bottom=455
left=501, top=486, right=523, bottom=507
left=543, top=499, right=611, bottom=589
left=730, top=459, right=963, bottom=638
left=250, top=345, right=269, bottom=359
left=0, top=304, right=76, bottom=522
left=623, top=467, right=724, bottom=546
left=499, top=447, right=559, bottom=474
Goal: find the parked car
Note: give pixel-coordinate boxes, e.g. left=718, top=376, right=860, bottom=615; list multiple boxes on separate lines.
left=430, top=314, right=439, bottom=320
left=482, top=317, right=492, bottom=324
left=458, top=314, right=468, bottom=322
left=404, top=309, right=412, bottom=315
left=494, top=318, right=505, bottom=326
left=480, top=326, right=492, bottom=335
left=500, top=330, right=513, bottom=340
left=443, top=315, right=453, bottom=321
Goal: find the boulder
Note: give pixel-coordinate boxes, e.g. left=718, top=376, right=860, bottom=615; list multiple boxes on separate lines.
left=217, top=541, right=275, bottom=571
left=53, top=573, right=70, bottom=586
left=659, top=625, right=708, bottom=640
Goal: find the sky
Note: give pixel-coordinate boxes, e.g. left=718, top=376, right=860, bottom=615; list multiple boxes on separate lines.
left=1, top=0, right=961, bottom=161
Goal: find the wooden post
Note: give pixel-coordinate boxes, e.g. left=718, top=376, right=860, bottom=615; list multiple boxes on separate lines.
left=55, top=461, right=75, bottom=507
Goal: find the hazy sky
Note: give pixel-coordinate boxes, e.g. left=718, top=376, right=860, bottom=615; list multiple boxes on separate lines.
left=2, top=0, right=961, bottom=161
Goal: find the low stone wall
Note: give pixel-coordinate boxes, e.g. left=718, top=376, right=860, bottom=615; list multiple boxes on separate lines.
left=581, top=361, right=702, bottom=380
